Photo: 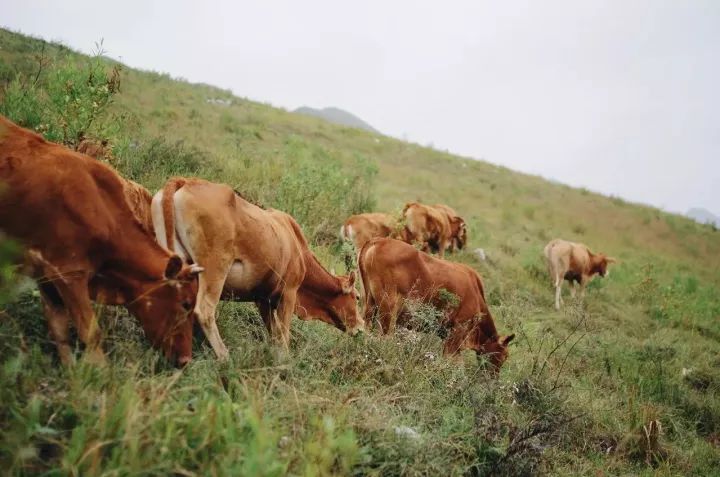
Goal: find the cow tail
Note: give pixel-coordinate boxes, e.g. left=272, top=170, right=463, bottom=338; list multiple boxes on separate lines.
left=161, top=178, right=186, bottom=252
left=357, top=240, right=374, bottom=305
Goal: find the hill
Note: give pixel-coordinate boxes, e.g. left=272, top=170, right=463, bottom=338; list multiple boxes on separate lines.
left=0, top=28, right=719, bottom=476
left=687, top=207, right=719, bottom=226
left=293, top=105, right=380, bottom=133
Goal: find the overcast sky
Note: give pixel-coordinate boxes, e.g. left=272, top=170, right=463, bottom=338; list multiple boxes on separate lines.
left=4, top=1, right=719, bottom=216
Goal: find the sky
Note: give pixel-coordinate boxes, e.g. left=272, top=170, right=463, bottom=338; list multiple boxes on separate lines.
left=3, top=0, right=719, bottom=216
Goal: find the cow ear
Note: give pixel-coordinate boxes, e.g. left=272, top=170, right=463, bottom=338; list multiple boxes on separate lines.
left=343, top=271, right=356, bottom=294
left=501, top=334, right=515, bottom=346
left=165, top=255, right=183, bottom=279
left=606, top=257, right=617, bottom=264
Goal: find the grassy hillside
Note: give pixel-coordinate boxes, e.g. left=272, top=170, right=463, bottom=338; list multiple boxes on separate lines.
left=1, top=28, right=719, bottom=476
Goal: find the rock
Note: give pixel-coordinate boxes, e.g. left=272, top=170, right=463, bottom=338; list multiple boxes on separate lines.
left=206, top=98, right=232, bottom=106
left=394, top=426, right=420, bottom=440
left=474, top=248, right=486, bottom=261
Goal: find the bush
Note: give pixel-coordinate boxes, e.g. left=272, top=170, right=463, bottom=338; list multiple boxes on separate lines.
left=113, top=137, right=209, bottom=188
left=272, top=137, right=377, bottom=243
left=0, top=42, right=121, bottom=148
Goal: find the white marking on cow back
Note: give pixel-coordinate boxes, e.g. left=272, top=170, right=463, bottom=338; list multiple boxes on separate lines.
left=151, top=190, right=168, bottom=249
left=171, top=189, right=193, bottom=265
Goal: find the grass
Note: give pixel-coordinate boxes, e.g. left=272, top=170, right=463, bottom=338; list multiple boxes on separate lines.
left=1, top=28, right=719, bottom=476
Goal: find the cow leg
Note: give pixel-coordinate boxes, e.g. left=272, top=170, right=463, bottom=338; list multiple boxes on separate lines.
left=377, top=295, right=400, bottom=335
left=362, top=294, right=378, bottom=331
left=554, top=275, right=563, bottom=310
left=273, top=291, right=296, bottom=351
left=52, top=273, right=105, bottom=364
left=256, top=299, right=274, bottom=338
left=438, top=239, right=450, bottom=258
left=38, top=282, right=74, bottom=366
left=570, top=281, right=577, bottom=299
left=194, top=264, right=231, bottom=361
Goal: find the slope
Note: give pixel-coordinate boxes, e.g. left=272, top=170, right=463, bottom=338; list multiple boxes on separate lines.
left=0, top=28, right=719, bottom=476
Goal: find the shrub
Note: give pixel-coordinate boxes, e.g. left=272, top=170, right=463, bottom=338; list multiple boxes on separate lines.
left=272, top=137, right=377, bottom=243
left=0, top=42, right=121, bottom=148
left=112, top=137, right=208, bottom=188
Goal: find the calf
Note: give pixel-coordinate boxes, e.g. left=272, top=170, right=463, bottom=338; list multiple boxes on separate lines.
left=359, top=237, right=514, bottom=372
left=0, top=115, right=201, bottom=366
left=544, top=238, right=615, bottom=310
left=153, top=177, right=363, bottom=360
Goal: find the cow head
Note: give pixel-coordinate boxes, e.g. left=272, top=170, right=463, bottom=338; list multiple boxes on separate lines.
left=124, top=255, right=203, bottom=367
left=296, top=270, right=365, bottom=335
left=592, top=254, right=616, bottom=278
left=478, top=334, right=515, bottom=374
left=451, top=218, right=468, bottom=250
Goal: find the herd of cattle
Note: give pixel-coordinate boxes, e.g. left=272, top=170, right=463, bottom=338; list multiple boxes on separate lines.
left=0, top=115, right=616, bottom=373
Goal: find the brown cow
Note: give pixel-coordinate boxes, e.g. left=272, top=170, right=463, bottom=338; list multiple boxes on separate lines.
left=359, top=238, right=514, bottom=372
left=432, top=204, right=468, bottom=252
left=152, top=177, right=363, bottom=359
left=544, top=238, right=615, bottom=310
left=402, top=202, right=453, bottom=257
left=340, top=212, right=399, bottom=250
left=0, top=115, right=202, bottom=366
left=121, top=179, right=362, bottom=334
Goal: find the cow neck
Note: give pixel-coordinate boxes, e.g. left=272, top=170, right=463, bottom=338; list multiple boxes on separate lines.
left=301, top=250, right=343, bottom=297
left=475, top=311, right=499, bottom=344
left=105, top=201, right=173, bottom=280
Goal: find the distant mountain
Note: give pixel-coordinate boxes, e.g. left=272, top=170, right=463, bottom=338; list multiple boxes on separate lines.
left=687, top=207, right=719, bottom=225
left=294, top=106, right=379, bottom=134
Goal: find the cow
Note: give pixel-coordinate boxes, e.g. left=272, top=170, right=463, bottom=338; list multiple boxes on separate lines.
left=152, top=177, right=363, bottom=360
left=0, top=115, right=202, bottom=366
left=543, top=238, right=616, bottom=310
left=402, top=202, right=453, bottom=257
left=358, top=237, right=514, bottom=372
left=340, top=212, right=399, bottom=251
left=119, top=179, right=363, bottom=336
left=432, top=204, right=468, bottom=252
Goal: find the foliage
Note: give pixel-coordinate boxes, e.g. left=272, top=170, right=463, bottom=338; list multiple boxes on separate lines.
left=0, top=40, right=121, bottom=148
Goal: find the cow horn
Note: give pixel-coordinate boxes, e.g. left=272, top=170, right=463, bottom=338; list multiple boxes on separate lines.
left=189, top=264, right=205, bottom=275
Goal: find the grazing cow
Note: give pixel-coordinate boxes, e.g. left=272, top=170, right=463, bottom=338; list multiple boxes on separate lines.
left=359, top=238, right=514, bottom=372
left=432, top=204, right=468, bottom=252
left=0, top=115, right=202, bottom=366
left=153, top=177, right=363, bottom=360
left=340, top=212, right=399, bottom=250
left=121, top=179, right=361, bottom=335
left=402, top=202, right=453, bottom=257
left=544, top=238, right=615, bottom=310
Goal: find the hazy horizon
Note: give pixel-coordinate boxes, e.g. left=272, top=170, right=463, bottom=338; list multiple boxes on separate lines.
left=3, top=0, right=719, bottom=218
